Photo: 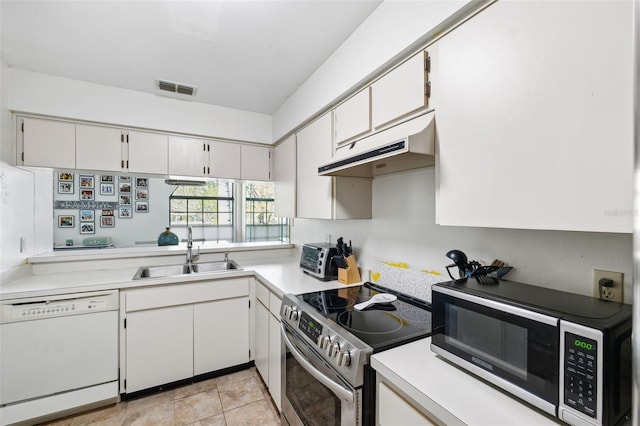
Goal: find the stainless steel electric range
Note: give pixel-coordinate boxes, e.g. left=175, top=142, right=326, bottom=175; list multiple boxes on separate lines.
left=280, top=282, right=432, bottom=426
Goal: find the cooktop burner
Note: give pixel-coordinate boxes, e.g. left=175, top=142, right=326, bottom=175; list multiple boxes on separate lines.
left=294, top=282, right=432, bottom=352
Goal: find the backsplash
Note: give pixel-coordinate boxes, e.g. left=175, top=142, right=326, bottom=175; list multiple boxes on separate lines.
left=370, top=260, right=446, bottom=303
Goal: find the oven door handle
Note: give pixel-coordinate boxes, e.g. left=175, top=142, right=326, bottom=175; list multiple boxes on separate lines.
left=281, top=323, right=355, bottom=403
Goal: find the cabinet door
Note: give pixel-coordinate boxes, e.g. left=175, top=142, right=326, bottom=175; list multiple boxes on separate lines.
left=334, top=87, right=371, bottom=145
left=76, top=124, right=123, bottom=172
left=273, top=135, right=296, bottom=218
left=168, top=136, right=207, bottom=177
left=435, top=1, right=633, bottom=233
left=21, top=117, right=76, bottom=169
left=268, top=312, right=282, bottom=410
left=254, top=299, right=270, bottom=383
left=128, top=131, right=168, bottom=175
left=296, top=113, right=333, bottom=219
left=371, top=51, right=429, bottom=129
left=378, top=382, right=436, bottom=426
left=209, top=141, right=241, bottom=179
left=193, top=297, right=250, bottom=375
left=241, top=145, right=271, bottom=181
left=125, top=305, right=193, bottom=393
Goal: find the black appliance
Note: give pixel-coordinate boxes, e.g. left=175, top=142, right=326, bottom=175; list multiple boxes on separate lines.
left=431, top=278, right=632, bottom=426
left=280, top=282, right=432, bottom=426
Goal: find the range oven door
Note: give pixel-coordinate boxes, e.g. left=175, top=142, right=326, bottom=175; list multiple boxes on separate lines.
left=281, top=322, right=361, bottom=426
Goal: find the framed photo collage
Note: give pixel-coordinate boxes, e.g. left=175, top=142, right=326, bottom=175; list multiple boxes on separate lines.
left=56, top=173, right=150, bottom=235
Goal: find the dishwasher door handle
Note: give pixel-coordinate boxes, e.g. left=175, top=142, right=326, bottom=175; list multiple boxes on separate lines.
left=281, top=323, right=355, bottom=403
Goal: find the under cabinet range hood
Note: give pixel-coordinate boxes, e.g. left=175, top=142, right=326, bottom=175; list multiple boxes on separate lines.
left=318, top=111, right=435, bottom=177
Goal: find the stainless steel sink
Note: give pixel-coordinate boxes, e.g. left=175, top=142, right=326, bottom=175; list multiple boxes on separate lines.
left=191, top=260, right=241, bottom=273
left=133, top=260, right=242, bottom=280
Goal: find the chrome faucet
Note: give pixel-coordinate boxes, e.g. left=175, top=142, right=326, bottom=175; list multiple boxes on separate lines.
left=186, top=226, right=199, bottom=268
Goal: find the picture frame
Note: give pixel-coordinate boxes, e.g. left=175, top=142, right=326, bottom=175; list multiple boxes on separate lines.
left=101, top=175, right=114, bottom=183
left=58, top=172, right=74, bottom=182
left=100, top=216, right=115, bottom=228
left=58, top=215, right=74, bottom=228
left=79, top=175, right=94, bottom=189
left=100, top=183, right=115, bottom=195
left=135, top=177, right=148, bottom=188
left=135, top=188, right=149, bottom=200
left=135, top=201, right=149, bottom=213
left=119, top=182, right=131, bottom=193
left=80, top=210, right=94, bottom=221
left=118, top=206, right=133, bottom=219
left=101, top=209, right=114, bottom=217
left=80, top=222, right=95, bottom=234
left=58, top=182, right=74, bottom=194
left=119, top=194, right=132, bottom=206
left=80, top=189, right=95, bottom=201
left=119, top=176, right=132, bottom=182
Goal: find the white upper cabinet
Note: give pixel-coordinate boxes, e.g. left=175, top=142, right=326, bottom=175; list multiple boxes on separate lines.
left=296, top=112, right=371, bottom=219
left=168, top=136, right=207, bottom=177
left=334, top=88, right=371, bottom=145
left=208, top=141, right=241, bottom=179
left=20, top=117, right=75, bottom=169
left=241, top=145, right=271, bottom=181
left=76, top=124, right=123, bottom=172
left=127, top=131, right=168, bottom=175
left=435, top=1, right=633, bottom=233
left=371, top=50, right=430, bottom=129
left=76, top=125, right=168, bottom=174
left=273, top=135, right=296, bottom=218
left=296, top=113, right=334, bottom=219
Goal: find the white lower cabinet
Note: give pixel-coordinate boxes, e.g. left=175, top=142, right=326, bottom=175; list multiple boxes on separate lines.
left=254, top=282, right=282, bottom=410
left=378, top=381, right=436, bottom=426
left=255, top=299, right=270, bottom=380
left=122, top=278, right=250, bottom=394
left=125, top=305, right=194, bottom=393
left=194, top=297, right=250, bottom=375
left=267, top=309, right=281, bottom=410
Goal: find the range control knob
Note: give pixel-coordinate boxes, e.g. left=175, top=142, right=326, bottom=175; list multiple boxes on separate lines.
left=289, top=307, right=299, bottom=321
left=282, top=305, right=291, bottom=318
left=318, top=335, right=331, bottom=350
left=337, top=350, right=351, bottom=367
left=328, top=341, right=341, bottom=357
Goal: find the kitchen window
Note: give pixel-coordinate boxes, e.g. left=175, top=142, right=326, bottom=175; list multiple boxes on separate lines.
left=169, top=180, right=289, bottom=243
left=245, top=182, right=289, bottom=242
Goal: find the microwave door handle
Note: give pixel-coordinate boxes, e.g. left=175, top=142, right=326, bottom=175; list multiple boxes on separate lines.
left=281, top=324, right=355, bottom=403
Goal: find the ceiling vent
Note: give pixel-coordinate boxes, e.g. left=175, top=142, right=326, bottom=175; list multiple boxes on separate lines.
left=156, top=79, right=197, bottom=97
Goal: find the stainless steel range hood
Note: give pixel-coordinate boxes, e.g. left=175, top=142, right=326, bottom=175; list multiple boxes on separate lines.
left=318, top=111, right=435, bottom=178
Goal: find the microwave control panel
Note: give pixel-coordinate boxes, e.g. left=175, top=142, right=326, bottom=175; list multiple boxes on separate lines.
left=563, top=331, right=598, bottom=418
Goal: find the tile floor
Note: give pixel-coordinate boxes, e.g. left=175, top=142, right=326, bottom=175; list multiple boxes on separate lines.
left=41, top=367, right=281, bottom=426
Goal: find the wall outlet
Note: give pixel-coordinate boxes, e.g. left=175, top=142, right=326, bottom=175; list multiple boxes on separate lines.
left=592, top=269, right=624, bottom=302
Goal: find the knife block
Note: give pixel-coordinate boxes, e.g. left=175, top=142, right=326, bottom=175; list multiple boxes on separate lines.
left=338, top=255, right=361, bottom=284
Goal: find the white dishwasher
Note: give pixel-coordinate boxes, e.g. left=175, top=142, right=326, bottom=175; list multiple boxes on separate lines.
left=0, top=290, right=119, bottom=426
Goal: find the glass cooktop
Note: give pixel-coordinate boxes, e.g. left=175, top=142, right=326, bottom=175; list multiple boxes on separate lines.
left=294, top=282, right=432, bottom=352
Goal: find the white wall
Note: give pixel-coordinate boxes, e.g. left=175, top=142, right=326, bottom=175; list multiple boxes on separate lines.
left=291, top=168, right=633, bottom=303
left=272, top=0, right=468, bottom=141
left=0, top=60, right=53, bottom=279
left=7, top=68, right=272, bottom=144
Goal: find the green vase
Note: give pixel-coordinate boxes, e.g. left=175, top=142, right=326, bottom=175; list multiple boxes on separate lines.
left=158, top=227, right=179, bottom=246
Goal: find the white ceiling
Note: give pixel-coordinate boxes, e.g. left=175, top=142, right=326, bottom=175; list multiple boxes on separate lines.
left=0, top=0, right=382, bottom=115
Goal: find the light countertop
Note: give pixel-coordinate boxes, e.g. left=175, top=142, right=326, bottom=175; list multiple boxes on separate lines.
left=0, top=254, right=362, bottom=301
left=372, top=337, right=561, bottom=426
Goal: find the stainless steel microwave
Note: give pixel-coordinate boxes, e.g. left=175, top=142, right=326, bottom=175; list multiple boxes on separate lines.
left=431, top=279, right=632, bottom=426
left=299, top=243, right=338, bottom=281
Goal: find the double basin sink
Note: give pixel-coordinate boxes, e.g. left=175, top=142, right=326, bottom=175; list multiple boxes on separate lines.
left=133, top=260, right=241, bottom=280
